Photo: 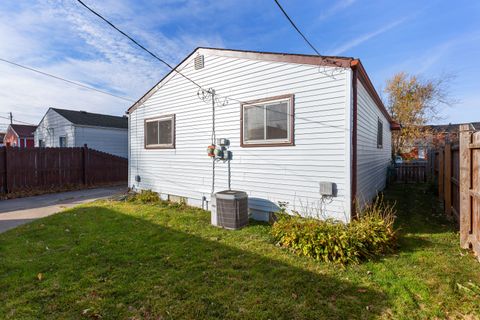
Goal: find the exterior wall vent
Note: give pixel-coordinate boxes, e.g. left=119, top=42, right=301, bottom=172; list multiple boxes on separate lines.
left=168, top=194, right=187, bottom=204
left=194, top=54, right=204, bottom=70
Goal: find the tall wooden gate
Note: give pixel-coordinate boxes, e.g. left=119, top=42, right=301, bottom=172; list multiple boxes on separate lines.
left=459, top=124, right=480, bottom=258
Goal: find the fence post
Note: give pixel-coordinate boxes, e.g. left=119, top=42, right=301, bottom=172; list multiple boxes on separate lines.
left=459, top=124, right=472, bottom=248
left=2, top=147, right=7, bottom=194
left=444, top=143, right=452, bottom=216
left=438, top=148, right=444, bottom=200
left=82, top=144, right=88, bottom=186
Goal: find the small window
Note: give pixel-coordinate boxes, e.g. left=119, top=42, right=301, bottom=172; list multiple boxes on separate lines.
left=241, top=94, right=294, bottom=147
left=377, top=118, right=383, bottom=149
left=59, top=136, right=67, bottom=147
left=39, top=139, right=45, bottom=148
left=145, top=115, right=175, bottom=149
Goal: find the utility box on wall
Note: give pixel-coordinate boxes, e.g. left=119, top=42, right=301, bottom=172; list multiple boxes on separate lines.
left=319, top=181, right=337, bottom=197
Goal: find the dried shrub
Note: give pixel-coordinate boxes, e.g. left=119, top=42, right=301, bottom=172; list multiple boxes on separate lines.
left=127, top=190, right=160, bottom=204
left=271, top=196, right=396, bottom=265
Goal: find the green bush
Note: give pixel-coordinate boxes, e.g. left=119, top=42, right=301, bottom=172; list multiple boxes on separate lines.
left=271, top=196, right=396, bottom=265
left=127, top=189, right=160, bottom=204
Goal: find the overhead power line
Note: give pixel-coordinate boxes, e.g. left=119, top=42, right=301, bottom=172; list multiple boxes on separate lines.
left=75, top=0, right=204, bottom=90
left=272, top=0, right=322, bottom=56
left=272, top=0, right=344, bottom=68
left=75, top=0, right=348, bottom=132
left=0, top=57, right=134, bottom=102
left=0, top=114, right=36, bottom=126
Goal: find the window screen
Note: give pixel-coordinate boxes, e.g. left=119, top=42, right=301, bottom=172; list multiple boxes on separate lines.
left=266, top=102, right=288, bottom=140
left=377, top=119, right=383, bottom=149
left=145, top=115, right=175, bottom=148
left=158, top=119, right=172, bottom=145
left=242, top=95, right=293, bottom=146
left=244, top=105, right=265, bottom=141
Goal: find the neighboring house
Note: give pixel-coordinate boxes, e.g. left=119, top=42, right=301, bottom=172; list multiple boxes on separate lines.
left=127, top=48, right=398, bottom=222
left=4, top=124, right=36, bottom=148
left=0, top=132, right=5, bottom=146
left=426, top=122, right=480, bottom=146
left=400, top=121, right=480, bottom=160
left=34, top=108, right=128, bottom=158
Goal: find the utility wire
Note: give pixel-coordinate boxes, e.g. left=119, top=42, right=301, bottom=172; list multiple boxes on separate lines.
left=0, top=57, right=134, bottom=102
left=0, top=114, right=36, bottom=126
left=75, top=0, right=204, bottom=91
left=75, top=0, right=348, bottom=132
left=272, top=0, right=321, bottom=56
left=272, top=0, right=344, bottom=68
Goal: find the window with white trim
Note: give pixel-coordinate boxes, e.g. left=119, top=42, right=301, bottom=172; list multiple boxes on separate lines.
left=241, top=95, right=294, bottom=146
left=145, top=115, right=175, bottom=149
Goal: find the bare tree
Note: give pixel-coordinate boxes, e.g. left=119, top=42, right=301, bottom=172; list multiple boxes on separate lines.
left=384, top=72, right=455, bottom=155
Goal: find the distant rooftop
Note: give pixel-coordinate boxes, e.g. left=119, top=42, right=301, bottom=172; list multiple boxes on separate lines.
left=426, top=122, right=480, bottom=133
left=52, top=108, right=127, bottom=129
left=10, top=124, right=37, bottom=138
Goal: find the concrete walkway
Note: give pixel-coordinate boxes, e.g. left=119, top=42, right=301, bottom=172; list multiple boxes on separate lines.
left=0, top=186, right=126, bottom=233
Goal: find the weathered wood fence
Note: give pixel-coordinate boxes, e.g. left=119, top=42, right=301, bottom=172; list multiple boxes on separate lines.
left=394, top=162, right=428, bottom=183
left=459, top=124, right=480, bottom=258
left=0, top=146, right=127, bottom=195
left=435, top=124, right=480, bottom=259
left=435, top=143, right=461, bottom=220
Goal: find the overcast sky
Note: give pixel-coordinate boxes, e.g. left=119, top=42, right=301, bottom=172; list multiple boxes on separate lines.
left=0, top=0, right=479, bottom=130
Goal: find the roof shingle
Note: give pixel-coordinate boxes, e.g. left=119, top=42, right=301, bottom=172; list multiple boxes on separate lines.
left=52, top=108, right=127, bottom=129
left=10, top=124, right=37, bottom=138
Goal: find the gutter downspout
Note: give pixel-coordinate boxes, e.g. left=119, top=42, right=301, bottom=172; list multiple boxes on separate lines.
left=350, top=60, right=359, bottom=220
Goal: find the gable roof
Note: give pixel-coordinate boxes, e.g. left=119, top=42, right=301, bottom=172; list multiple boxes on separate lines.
left=51, top=108, right=127, bottom=129
left=9, top=124, right=37, bottom=138
left=126, top=47, right=394, bottom=125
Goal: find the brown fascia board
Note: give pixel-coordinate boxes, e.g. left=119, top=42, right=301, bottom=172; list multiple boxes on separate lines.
left=127, top=48, right=394, bottom=130
left=126, top=47, right=354, bottom=114
left=350, top=59, right=397, bottom=129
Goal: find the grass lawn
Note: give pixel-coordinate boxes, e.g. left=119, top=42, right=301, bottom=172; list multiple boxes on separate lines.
left=1, top=184, right=479, bottom=319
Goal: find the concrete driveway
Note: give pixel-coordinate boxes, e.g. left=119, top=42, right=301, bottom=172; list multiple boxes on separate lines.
left=0, top=186, right=126, bottom=233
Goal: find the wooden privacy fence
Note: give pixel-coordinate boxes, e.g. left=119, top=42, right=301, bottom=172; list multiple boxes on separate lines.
left=394, top=162, right=428, bottom=183
left=0, top=146, right=127, bottom=195
left=436, top=124, right=480, bottom=259
left=459, top=124, right=480, bottom=258
left=436, top=143, right=461, bottom=220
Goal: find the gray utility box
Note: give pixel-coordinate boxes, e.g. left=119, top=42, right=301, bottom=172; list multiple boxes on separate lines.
left=214, top=190, right=248, bottom=230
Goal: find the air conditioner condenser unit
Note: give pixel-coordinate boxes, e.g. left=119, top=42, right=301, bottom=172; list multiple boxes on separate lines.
left=211, top=190, right=248, bottom=230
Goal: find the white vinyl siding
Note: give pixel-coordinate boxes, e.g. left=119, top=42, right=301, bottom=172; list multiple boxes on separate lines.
left=129, top=52, right=352, bottom=221
left=74, top=126, right=128, bottom=158
left=34, top=109, right=74, bottom=147
left=34, top=108, right=128, bottom=158
left=356, top=81, right=392, bottom=208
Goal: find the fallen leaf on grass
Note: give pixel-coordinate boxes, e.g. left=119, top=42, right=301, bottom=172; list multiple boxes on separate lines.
left=37, top=273, right=43, bottom=281
left=456, top=283, right=479, bottom=296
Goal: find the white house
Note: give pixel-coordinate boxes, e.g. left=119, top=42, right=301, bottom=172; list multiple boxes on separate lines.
left=127, top=48, right=399, bottom=222
left=34, top=108, right=128, bottom=158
